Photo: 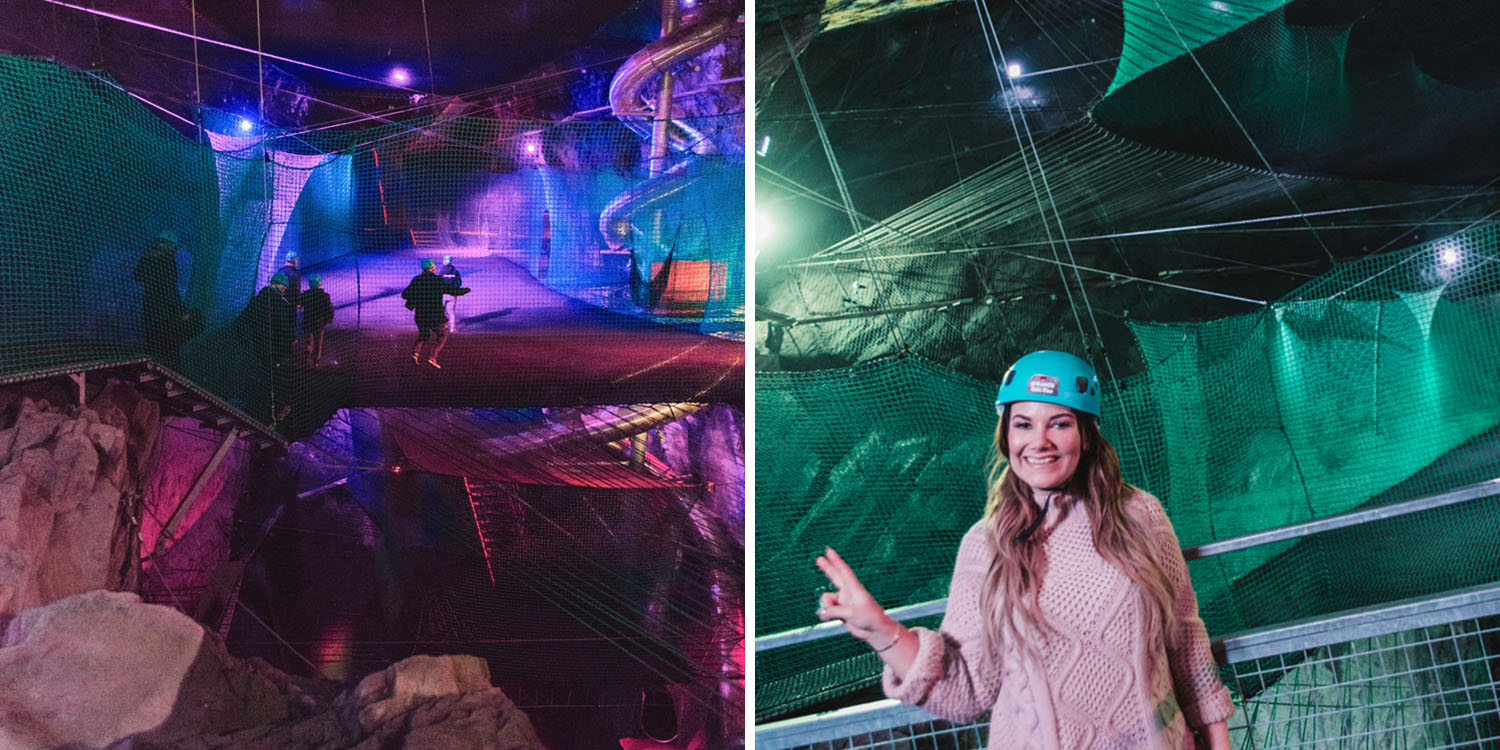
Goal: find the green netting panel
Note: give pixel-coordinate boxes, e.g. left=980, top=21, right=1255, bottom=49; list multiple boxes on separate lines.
left=756, top=229, right=1500, bottom=719
left=1109, top=0, right=1288, bottom=96
left=1096, top=6, right=1500, bottom=185
left=1, top=55, right=743, bottom=432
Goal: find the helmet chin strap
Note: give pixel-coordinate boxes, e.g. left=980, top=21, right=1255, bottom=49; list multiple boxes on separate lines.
left=1015, top=491, right=1056, bottom=543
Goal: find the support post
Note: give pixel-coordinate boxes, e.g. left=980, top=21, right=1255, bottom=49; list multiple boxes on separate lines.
left=152, top=427, right=239, bottom=559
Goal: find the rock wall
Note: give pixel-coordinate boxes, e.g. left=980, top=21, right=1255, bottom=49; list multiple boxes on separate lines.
left=0, top=379, right=252, bottom=628
left=0, top=385, right=146, bottom=622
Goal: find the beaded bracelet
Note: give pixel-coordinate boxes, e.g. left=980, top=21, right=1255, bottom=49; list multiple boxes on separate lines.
left=873, top=626, right=905, bottom=653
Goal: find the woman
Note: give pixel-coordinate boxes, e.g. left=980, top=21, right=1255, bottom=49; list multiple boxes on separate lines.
left=815, top=350, right=1233, bottom=749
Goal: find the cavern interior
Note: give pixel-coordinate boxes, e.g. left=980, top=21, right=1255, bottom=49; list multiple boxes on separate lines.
left=0, top=1, right=744, bottom=748
left=753, top=1, right=1500, bottom=747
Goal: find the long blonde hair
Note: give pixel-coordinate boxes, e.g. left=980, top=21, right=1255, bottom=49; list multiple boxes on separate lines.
left=977, top=405, right=1177, bottom=660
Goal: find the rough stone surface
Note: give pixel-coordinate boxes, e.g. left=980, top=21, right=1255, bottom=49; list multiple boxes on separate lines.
left=0, top=397, right=127, bottom=619
left=177, top=655, right=548, bottom=750
left=0, top=590, right=215, bottom=749
left=0, top=593, right=547, bottom=750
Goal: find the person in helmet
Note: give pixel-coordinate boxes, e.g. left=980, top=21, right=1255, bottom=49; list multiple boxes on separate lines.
left=279, top=252, right=302, bottom=306
left=301, top=274, right=334, bottom=367
left=814, top=351, right=1233, bottom=749
left=131, top=229, right=202, bottom=365
left=231, top=272, right=297, bottom=422
left=437, top=255, right=462, bottom=333
left=401, top=258, right=470, bottom=368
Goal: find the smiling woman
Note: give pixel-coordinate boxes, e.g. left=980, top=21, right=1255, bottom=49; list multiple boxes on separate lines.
left=815, top=350, right=1235, bottom=750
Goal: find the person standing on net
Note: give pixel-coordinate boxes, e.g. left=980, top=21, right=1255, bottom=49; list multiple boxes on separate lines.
left=402, top=258, right=469, bottom=368
left=132, top=229, right=202, bottom=365
left=815, top=350, right=1234, bottom=750
left=538, top=208, right=551, bottom=282
left=438, top=255, right=462, bottom=333
left=279, top=252, right=302, bottom=306
left=301, top=274, right=334, bottom=367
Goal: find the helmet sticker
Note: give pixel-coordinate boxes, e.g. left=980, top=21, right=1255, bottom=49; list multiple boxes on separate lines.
left=1026, top=374, right=1059, bottom=396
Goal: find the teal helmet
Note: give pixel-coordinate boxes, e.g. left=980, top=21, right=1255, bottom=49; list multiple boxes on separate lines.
left=271, top=272, right=289, bottom=286
left=995, top=350, right=1100, bottom=417
left=307, top=274, right=322, bottom=288
left=420, top=258, right=435, bottom=270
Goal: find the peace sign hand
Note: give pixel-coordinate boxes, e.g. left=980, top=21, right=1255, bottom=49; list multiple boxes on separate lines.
left=815, top=547, right=897, bottom=646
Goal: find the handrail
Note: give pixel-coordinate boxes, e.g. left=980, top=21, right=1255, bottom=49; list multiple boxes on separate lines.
left=755, top=477, right=1500, bottom=651
left=1182, top=477, right=1500, bottom=560
left=0, top=356, right=285, bottom=446
left=756, top=579, right=1500, bottom=747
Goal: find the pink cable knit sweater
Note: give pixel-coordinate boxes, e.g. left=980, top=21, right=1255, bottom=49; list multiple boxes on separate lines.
left=883, top=490, right=1234, bottom=749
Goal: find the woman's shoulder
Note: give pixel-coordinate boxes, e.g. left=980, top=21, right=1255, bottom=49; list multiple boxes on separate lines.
left=955, top=519, right=997, bottom=564
left=1122, top=486, right=1171, bottom=524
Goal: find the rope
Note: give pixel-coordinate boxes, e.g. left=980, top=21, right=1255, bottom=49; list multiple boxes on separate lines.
left=1146, top=0, right=1337, bottom=266
left=776, top=5, right=910, bottom=353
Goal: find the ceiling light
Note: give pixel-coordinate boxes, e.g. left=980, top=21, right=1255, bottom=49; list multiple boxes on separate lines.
left=1440, top=245, right=1460, bottom=266
left=1006, top=62, right=1022, bottom=79
left=388, top=67, right=411, bottom=86
left=237, top=118, right=254, bottom=133
left=757, top=135, right=770, bottom=156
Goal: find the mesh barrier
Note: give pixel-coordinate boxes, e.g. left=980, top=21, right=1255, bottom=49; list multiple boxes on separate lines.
left=1096, top=4, right=1500, bottom=184
left=755, top=224, right=1500, bottom=719
left=1109, top=0, right=1287, bottom=95
left=1224, top=617, right=1500, bottom=749
left=756, top=597, right=1500, bottom=749
left=0, top=54, right=745, bottom=433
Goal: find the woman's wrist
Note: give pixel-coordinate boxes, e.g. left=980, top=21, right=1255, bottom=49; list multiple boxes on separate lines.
left=872, top=620, right=906, bottom=652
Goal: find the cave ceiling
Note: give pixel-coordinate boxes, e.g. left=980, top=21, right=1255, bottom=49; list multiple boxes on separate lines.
left=755, top=0, right=1500, bottom=378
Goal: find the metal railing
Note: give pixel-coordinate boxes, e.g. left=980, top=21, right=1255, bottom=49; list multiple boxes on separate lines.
left=755, top=478, right=1500, bottom=749
left=757, top=582, right=1500, bottom=749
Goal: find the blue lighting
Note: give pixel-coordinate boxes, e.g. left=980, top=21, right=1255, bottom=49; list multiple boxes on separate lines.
left=237, top=118, right=254, bottom=133
left=388, top=66, right=412, bottom=86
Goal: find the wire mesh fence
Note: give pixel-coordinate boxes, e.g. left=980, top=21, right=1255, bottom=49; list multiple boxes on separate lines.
left=756, top=584, right=1500, bottom=750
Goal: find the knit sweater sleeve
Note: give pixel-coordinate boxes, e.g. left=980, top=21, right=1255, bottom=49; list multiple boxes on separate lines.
left=1136, top=492, right=1235, bottom=728
left=882, top=521, right=1002, bottom=721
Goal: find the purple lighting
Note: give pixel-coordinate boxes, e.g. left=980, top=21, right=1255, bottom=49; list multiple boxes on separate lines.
left=526, top=143, right=537, bottom=153
left=388, top=67, right=412, bottom=86
left=237, top=118, right=254, bottom=133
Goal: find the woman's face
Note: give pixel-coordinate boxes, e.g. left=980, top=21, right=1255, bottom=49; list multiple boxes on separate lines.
left=1006, top=401, right=1084, bottom=492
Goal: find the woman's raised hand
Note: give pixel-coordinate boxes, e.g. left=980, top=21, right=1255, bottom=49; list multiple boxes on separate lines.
left=815, top=547, right=896, bottom=644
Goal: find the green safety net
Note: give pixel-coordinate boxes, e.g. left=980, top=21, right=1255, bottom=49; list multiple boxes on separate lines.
left=755, top=226, right=1500, bottom=720
left=1097, top=4, right=1500, bottom=185
left=1108, top=0, right=1287, bottom=96
left=0, top=54, right=744, bottom=434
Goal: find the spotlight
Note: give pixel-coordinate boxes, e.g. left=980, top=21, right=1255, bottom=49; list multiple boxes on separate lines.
left=755, top=208, right=777, bottom=251
left=526, top=142, right=538, bottom=153
left=1440, top=246, right=1460, bottom=267
left=388, top=66, right=412, bottom=86
left=1006, top=62, right=1022, bottom=79
left=237, top=118, right=254, bottom=133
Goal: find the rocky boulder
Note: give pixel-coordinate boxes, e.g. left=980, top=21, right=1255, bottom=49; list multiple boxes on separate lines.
left=0, top=591, right=547, bottom=750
